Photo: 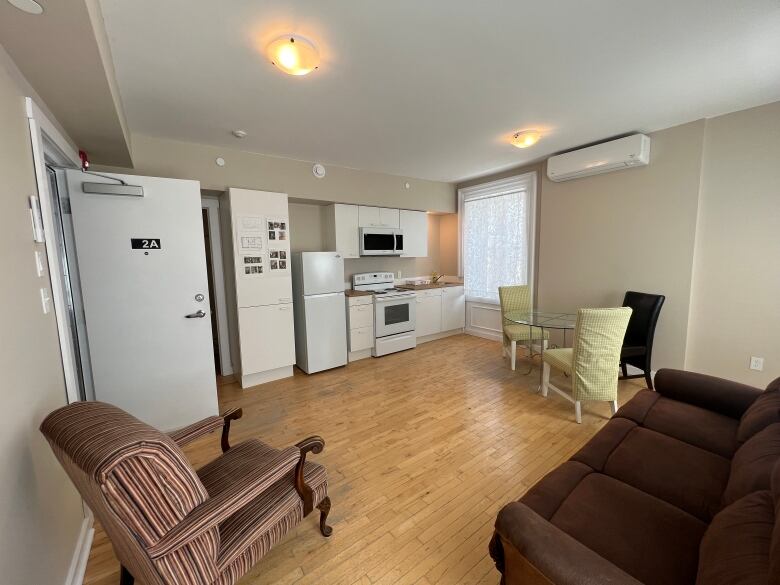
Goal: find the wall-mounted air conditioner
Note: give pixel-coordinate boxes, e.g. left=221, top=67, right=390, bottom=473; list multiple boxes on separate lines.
left=546, top=134, right=651, bottom=182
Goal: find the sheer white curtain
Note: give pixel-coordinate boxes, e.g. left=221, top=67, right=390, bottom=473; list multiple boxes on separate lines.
left=460, top=173, right=536, bottom=303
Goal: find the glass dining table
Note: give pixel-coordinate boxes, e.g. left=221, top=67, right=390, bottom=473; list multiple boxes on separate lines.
left=503, top=310, right=577, bottom=389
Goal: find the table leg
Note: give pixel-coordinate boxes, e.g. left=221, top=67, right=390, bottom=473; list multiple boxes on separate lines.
left=537, top=327, right=546, bottom=392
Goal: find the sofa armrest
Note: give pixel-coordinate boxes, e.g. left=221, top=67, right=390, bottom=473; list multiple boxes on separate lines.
left=653, top=369, right=761, bottom=419
left=492, top=502, right=642, bottom=585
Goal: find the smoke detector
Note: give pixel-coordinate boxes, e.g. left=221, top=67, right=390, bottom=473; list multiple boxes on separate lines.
left=7, top=0, right=43, bottom=14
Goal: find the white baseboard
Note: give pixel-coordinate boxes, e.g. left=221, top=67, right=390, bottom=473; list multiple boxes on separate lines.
left=241, top=365, right=293, bottom=388
left=416, top=328, right=464, bottom=344
left=65, top=514, right=94, bottom=585
left=465, top=328, right=502, bottom=342
left=348, top=348, right=372, bottom=362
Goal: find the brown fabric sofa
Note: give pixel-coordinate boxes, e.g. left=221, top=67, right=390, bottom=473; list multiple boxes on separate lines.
left=490, top=369, right=780, bottom=585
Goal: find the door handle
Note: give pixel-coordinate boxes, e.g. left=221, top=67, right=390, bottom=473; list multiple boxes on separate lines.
left=185, top=310, right=206, bottom=319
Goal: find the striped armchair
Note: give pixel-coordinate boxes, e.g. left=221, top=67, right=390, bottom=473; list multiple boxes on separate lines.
left=40, top=401, right=331, bottom=585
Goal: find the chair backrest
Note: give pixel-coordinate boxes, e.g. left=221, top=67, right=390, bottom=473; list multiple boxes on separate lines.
left=40, top=401, right=220, bottom=585
left=622, top=291, right=665, bottom=351
left=498, top=285, right=532, bottom=315
left=571, top=308, right=633, bottom=401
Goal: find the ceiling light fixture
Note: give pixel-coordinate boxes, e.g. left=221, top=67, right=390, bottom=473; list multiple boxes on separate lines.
left=7, top=0, right=43, bottom=14
left=267, top=35, right=320, bottom=76
left=511, top=130, right=541, bottom=149
left=232, top=129, right=247, bottom=138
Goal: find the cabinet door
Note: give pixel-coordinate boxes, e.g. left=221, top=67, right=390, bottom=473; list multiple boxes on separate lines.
left=349, top=303, right=373, bottom=329
left=239, top=304, right=295, bottom=374
left=358, top=206, right=380, bottom=227
left=349, top=326, right=374, bottom=352
left=416, top=294, right=442, bottom=337
left=379, top=207, right=400, bottom=228
left=400, top=210, right=428, bottom=257
left=334, top=204, right=359, bottom=258
left=441, top=286, right=465, bottom=330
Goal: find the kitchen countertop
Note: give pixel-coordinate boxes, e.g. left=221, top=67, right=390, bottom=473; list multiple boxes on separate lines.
left=396, top=282, right=464, bottom=291
left=344, top=289, right=373, bottom=297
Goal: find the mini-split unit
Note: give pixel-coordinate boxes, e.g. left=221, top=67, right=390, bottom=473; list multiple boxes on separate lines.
left=547, top=134, right=651, bottom=182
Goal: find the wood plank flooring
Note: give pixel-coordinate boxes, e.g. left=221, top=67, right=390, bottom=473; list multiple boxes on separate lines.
left=82, top=334, right=642, bottom=585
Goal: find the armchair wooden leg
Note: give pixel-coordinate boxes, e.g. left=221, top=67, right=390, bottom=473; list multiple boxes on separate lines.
left=317, top=496, right=333, bottom=537
left=120, top=566, right=134, bottom=585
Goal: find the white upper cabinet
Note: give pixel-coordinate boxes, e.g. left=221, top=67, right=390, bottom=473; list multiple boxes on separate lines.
left=358, top=206, right=399, bottom=228
left=379, top=207, right=400, bottom=228
left=323, top=204, right=359, bottom=258
left=400, top=209, right=428, bottom=257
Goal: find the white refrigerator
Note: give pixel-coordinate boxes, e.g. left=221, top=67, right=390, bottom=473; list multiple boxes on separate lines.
left=291, top=252, right=348, bottom=373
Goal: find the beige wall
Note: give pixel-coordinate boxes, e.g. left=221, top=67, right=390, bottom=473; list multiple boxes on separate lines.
left=99, top=134, right=457, bottom=213
left=0, top=44, right=85, bottom=584
left=537, top=121, right=705, bottom=369
left=685, top=101, right=780, bottom=386
left=438, top=214, right=459, bottom=276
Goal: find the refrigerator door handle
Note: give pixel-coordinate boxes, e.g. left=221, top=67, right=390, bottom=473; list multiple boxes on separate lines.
left=304, top=292, right=345, bottom=299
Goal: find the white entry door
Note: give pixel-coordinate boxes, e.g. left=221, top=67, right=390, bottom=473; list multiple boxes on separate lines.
left=63, top=170, right=218, bottom=430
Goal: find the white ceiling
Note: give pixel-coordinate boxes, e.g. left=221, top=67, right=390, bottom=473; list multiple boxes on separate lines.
left=99, top=0, right=780, bottom=182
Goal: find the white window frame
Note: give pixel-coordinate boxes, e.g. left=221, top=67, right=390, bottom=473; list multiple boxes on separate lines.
left=458, top=171, right=537, bottom=306
left=26, top=98, right=83, bottom=405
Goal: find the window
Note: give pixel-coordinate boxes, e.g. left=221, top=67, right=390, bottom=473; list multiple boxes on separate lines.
left=459, top=172, right=536, bottom=303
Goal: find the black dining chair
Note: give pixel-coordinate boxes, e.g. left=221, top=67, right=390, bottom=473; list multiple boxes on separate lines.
left=619, top=291, right=665, bottom=389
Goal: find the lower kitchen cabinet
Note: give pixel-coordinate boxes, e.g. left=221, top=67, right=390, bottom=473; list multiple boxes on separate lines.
left=239, top=303, right=296, bottom=374
left=416, top=290, right=442, bottom=337
left=441, top=285, right=466, bottom=330
left=347, top=295, right=374, bottom=357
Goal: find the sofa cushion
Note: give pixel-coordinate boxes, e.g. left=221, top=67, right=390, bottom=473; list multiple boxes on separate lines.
left=549, top=473, right=707, bottom=585
left=738, top=386, right=780, bottom=443
left=520, top=461, right=594, bottom=520
left=724, top=423, right=780, bottom=506
left=616, top=389, right=740, bottom=458
left=696, top=491, right=775, bottom=585
left=571, top=418, right=731, bottom=521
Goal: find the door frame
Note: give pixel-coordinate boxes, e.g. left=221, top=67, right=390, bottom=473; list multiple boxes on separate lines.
left=202, top=197, right=233, bottom=376
left=26, top=98, right=83, bottom=405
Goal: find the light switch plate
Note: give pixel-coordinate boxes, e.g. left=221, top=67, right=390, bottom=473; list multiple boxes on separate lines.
left=34, top=250, right=45, bottom=277
left=749, top=356, right=764, bottom=371
left=40, top=287, right=52, bottom=315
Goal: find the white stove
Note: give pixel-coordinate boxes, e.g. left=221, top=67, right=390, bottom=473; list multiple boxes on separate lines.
left=352, top=272, right=416, bottom=356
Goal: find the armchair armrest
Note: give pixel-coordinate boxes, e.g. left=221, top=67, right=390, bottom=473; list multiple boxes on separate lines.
left=492, top=502, right=642, bottom=585
left=654, top=369, right=761, bottom=419
left=294, top=436, right=325, bottom=516
left=168, top=408, right=243, bottom=451
left=147, top=444, right=300, bottom=559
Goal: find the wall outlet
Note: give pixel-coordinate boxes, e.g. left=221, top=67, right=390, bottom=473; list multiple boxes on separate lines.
left=749, top=356, right=764, bottom=371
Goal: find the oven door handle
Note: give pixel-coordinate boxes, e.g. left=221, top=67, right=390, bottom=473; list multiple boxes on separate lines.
left=374, top=296, right=413, bottom=303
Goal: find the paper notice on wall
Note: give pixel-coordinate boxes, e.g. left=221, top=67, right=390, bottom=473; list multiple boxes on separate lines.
left=266, top=217, right=288, bottom=242
left=268, top=249, right=288, bottom=272
left=241, top=255, right=264, bottom=277
left=237, top=215, right=264, bottom=255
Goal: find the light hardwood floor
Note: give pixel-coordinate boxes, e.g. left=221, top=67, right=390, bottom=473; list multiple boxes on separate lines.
left=83, top=334, right=642, bottom=585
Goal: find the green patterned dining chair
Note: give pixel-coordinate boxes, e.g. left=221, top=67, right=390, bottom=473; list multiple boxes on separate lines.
left=541, top=307, right=632, bottom=423
left=498, top=285, right=549, bottom=371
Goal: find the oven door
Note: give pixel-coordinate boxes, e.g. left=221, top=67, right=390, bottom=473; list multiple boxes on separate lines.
left=360, top=228, right=397, bottom=256
left=374, top=296, right=416, bottom=337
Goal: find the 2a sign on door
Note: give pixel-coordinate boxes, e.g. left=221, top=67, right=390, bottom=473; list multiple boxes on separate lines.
left=131, top=238, right=161, bottom=250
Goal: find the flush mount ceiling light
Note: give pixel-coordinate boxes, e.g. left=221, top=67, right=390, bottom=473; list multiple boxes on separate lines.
left=511, top=130, right=542, bottom=149
left=232, top=129, right=247, bottom=138
left=7, top=0, right=43, bottom=14
left=267, top=35, right=320, bottom=76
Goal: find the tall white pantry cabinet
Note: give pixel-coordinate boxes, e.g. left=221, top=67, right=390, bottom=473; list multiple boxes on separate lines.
left=226, top=188, right=296, bottom=388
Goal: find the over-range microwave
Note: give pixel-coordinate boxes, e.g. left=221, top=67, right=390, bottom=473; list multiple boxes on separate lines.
left=359, top=227, right=404, bottom=256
